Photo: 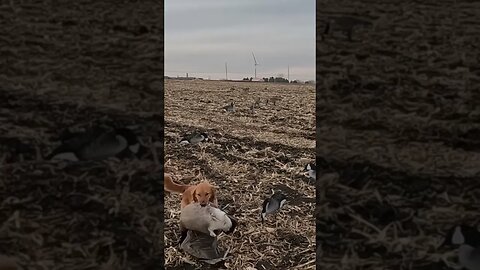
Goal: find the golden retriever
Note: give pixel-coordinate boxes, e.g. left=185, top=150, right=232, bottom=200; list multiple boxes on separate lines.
left=164, top=173, right=218, bottom=209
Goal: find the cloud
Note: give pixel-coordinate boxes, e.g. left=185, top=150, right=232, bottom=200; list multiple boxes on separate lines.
left=165, top=0, right=315, bottom=81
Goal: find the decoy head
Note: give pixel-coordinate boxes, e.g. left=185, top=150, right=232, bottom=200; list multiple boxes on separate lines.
left=441, top=224, right=479, bottom=248
left=304, top=163, right=316, bottom=171
left=115, top=128, right=140, bottom=154
left=260, top=199, right=269, bottom=223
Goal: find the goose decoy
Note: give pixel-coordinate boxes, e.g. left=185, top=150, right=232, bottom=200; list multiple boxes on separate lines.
left=46, top=127, right=140, bottom=161
left=323, top=16, right=373, bottom=41
left=304, top=162, right=316, bottom=180
left=222, top=102, right=235, bottom=112
left=179, top=132, right=209, bottom=144
left=441, top=224, right=480, bottom=270
left=261, top=190, right=287, bottom=223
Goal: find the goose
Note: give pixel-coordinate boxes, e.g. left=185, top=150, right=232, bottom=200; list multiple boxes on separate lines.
left=179, top=203, right=236, bottom=240
left=46, top=127, right=140, bottom=161
left=441, top=224, right=480, bottom=270
left=222, top=102, right=235, bottom=113
left=261, top=190, right=287, bottom=223
left=179, top=132, right=209, bottom=144
left=304, top=162, right=317, bottom=180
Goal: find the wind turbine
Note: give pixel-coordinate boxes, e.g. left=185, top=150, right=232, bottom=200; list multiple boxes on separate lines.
left=288, top=64, right=290, bottom=82
left=252, top=52, right=259, bottom=78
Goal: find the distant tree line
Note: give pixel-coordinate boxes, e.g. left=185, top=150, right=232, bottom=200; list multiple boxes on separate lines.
left=242, top=76, right=286, bottom=82
left=241, top=77, right=289, bottom=82
left=240, top=76, right=315, bottom=84
left=261, top=77, right=289, bottom=83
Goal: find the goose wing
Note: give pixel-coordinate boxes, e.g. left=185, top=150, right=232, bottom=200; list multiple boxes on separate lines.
left=180, top=230, right=223, bottom=260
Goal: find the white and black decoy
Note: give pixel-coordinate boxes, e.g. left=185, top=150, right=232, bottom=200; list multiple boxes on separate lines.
left=46, top=127, right=140, bottom=161
left=179, top=132, right=209, bottom=144
left=261, top=190, right=287, bottom=223
left=441, top=224, right=480, bottom=270
left=222, top=102, right=235, bottom=113
left=304, top=162, right=316, bottom=180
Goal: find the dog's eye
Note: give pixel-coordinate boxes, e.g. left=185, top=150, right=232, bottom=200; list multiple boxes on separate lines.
left=205, top=193, right=209, bottom=196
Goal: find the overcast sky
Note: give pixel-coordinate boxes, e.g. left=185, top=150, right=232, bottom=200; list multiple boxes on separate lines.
left=165, top=0, right=315, bottom=81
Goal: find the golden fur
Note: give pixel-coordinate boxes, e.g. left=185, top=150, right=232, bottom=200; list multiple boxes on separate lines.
left=164, top=173, right=218, bottom=209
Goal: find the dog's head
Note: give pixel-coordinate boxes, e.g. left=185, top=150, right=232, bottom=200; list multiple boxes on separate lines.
left=192, top=182, right=215, bottom=207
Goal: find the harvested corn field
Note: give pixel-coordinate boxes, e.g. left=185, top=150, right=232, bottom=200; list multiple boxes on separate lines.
left=317, top=0, right=480, bottom=269
left=164, top=79, right=316, bottom=269
left=0, top=0, right=163, bottom=269
left=0, top=89, right=164, bottom=270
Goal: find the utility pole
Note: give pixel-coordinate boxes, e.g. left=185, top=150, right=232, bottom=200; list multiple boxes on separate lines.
left=288, top=65, right=290, bottom=82
left=225, top=62, right=228, bottom=80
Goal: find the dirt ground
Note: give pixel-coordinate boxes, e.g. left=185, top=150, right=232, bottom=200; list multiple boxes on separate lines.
left=317, top=1, right=480, bottom=269
left=0, top=1, right=163, bottom=269
left=164, top=79, right=316, bottom=269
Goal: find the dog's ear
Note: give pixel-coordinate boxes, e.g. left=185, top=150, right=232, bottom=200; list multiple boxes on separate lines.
left=192, top=188, right=198, bottom=202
